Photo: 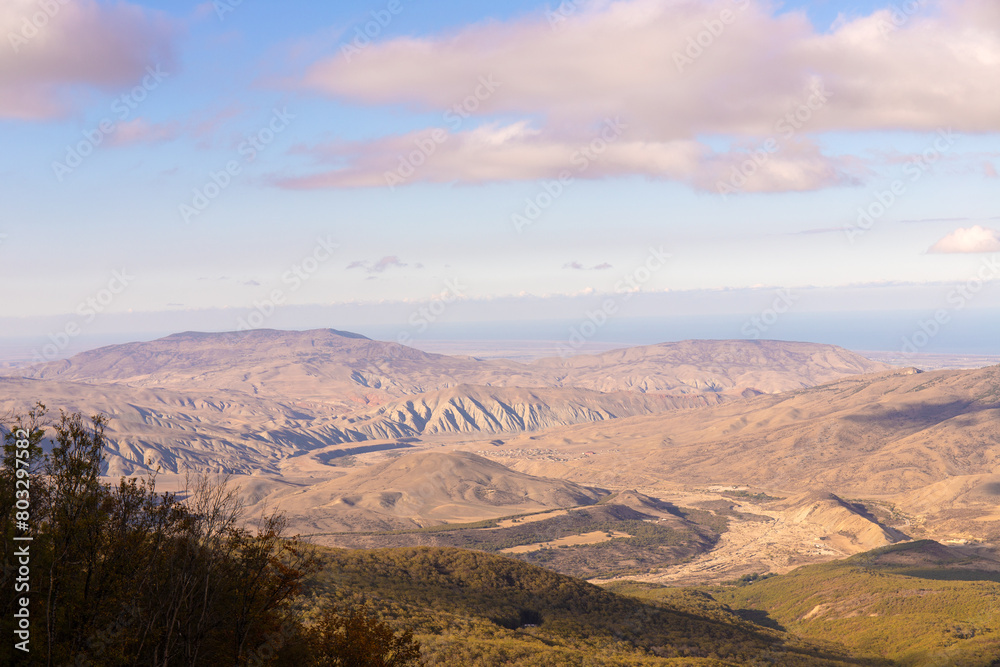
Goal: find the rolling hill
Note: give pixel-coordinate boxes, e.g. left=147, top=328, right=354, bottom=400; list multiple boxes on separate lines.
left=705, top=540, right=1000, bottom=665
left=1, top=330, right=894, bottom=482
left=461, top=363, right=1000, bottom=565
left=242, top=451, right=609, bottom=533
left=12, top=329, right=890, bottom=407
left=490, top=364, right=1000, bottom=514
left=0, top=377, right=718, bottom=477
left=301, top=545, right=870, bottom=665
left=14, top=329, right=504, bottom=409
left=531, top=338, right=890, bottom=395
left=310, top=488, right=728, bottom=579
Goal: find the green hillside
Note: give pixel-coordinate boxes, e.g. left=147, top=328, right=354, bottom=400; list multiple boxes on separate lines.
left=616, top=541, right=1000, bottom=666
left=299, top=546, right=878, bottom=666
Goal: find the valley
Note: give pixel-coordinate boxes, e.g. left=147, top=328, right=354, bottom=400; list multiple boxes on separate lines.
left=3, top=328, right=999, bottom=664
left=3, top=329, right=997, bottom=577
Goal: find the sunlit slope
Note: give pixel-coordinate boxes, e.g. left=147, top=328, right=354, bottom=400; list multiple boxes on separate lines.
left=708, top=540, right=1000, bottom=666
left=13, top=330, right=889, bottom=409
left=496, top=365, right=1000, bottom=498
left=531, top=339, right=890, bottom=394
left=248, top=451, right=609, bottom=533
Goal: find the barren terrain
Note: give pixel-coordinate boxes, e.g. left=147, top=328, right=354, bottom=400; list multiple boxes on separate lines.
left=2, top=328, right=996, bottom=583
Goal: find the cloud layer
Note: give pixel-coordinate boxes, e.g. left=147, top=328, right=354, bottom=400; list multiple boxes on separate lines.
left=281, top=0, right=1000, bottom=191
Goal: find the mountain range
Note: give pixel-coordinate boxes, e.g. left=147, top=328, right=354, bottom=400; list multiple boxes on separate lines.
left=3, top=328, right=996, bottom=576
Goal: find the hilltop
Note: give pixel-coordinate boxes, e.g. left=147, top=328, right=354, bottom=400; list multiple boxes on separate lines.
left=247, top=451, right=608, bottom=533
left=1, top=331, right=891, bottom=480
left=12, top=330, right=889, bottom=407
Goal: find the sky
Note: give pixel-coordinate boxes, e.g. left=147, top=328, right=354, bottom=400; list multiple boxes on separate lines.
left=1, top=0, right=999, bottom=358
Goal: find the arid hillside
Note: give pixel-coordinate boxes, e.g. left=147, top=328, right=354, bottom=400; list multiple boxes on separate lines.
left=14, top=329, right=889, bottom=406
left=7, top=330, right=991, bottom=576
left=531, top=338, right=890, bottom=394
left=491, top=365, right=1000, bottom=498
left=2, top=330, right=889, bottom=477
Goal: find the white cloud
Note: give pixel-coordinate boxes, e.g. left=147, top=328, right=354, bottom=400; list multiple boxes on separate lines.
left=928, top=226, right=1000, bottom=254
left=276, top=122, right=858, bottom=192
left=285, top=0, right=999, bottom=190
left=302, top=0, right=1000, bottom=136
left=0, top=0, right=176, bottom=119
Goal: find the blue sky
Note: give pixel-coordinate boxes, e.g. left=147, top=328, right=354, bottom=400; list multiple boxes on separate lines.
left=1, top=0, right=998, bottom=356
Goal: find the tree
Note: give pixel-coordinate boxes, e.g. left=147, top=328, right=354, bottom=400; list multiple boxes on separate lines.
left=1, top=408, right=321, bottom=666
left=302, top=608, right=423, bottom=667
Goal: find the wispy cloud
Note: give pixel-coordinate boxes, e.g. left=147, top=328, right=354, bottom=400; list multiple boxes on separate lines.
left=563, top=261, right=613, bottom=271
left=275, top=124, right=857, bottom=193
left=900, top=217, right=974, bottom=225
left=347, top=256, right=410, bottom=273
left=106, top=118, right=180, bottom=147
left=928, top=226, right=1000, bottom=254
